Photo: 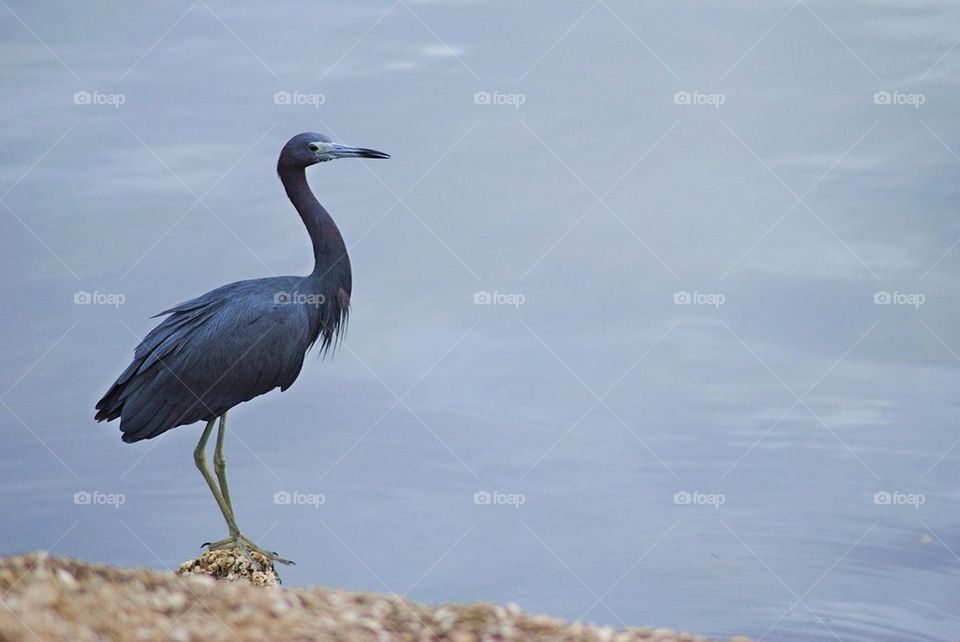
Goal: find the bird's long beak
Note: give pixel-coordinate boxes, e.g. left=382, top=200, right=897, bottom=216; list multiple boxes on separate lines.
left=328, top=143, right=390, bottom=160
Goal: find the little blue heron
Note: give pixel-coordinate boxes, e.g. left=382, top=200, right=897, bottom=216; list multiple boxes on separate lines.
left=96, top=132, right=390, bottom=566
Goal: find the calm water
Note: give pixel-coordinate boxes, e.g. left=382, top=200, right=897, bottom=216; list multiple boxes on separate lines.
left=2, top=2, right=959, bottom=640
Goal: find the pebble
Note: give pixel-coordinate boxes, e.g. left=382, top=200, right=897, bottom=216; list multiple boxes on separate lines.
left=55, top=569, right=77, bottom=589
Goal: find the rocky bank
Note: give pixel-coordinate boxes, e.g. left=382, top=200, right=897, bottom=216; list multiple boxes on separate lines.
left=0, top=551, right=750, bottom=642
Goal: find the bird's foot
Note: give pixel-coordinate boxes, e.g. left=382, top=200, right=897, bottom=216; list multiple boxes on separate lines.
left=203, top=533, right=295, bottom=568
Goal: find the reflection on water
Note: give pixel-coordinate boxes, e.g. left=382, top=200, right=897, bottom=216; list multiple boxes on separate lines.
left=1, top=1, right=959, bottom=640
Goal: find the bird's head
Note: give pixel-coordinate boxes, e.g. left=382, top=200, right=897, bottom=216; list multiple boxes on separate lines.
left=278, top=132, right=390, bottom=169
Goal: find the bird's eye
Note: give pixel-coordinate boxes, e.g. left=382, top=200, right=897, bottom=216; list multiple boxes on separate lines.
left=307, top=143, right=320, bottom=152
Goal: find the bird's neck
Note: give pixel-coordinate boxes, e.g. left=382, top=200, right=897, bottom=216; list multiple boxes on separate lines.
left=278, top=163, right=348, bottom=278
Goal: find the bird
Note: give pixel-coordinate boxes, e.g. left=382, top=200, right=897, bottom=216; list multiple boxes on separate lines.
left=95, top=132, right=390, bottom=566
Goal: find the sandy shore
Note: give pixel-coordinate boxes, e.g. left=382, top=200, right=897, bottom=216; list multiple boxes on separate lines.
left=0, top=551, right=750, bottom=642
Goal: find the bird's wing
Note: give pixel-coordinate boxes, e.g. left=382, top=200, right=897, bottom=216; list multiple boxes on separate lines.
left=96, top=280, right=313, bottom=442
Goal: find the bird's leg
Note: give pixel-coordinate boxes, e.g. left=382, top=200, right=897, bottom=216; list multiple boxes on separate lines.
left=199, top=414, right=294, bottom=567
left=193, top=419, right=240, bottom=537
left=212, top=412, right=235, bottom=523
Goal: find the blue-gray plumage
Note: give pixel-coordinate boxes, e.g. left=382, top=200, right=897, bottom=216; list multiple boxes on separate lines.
left=95, top=132, right=389, bottom=566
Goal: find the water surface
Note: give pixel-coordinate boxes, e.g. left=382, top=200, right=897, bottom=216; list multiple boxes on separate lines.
left=2, top=2, right=959, bottom=640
